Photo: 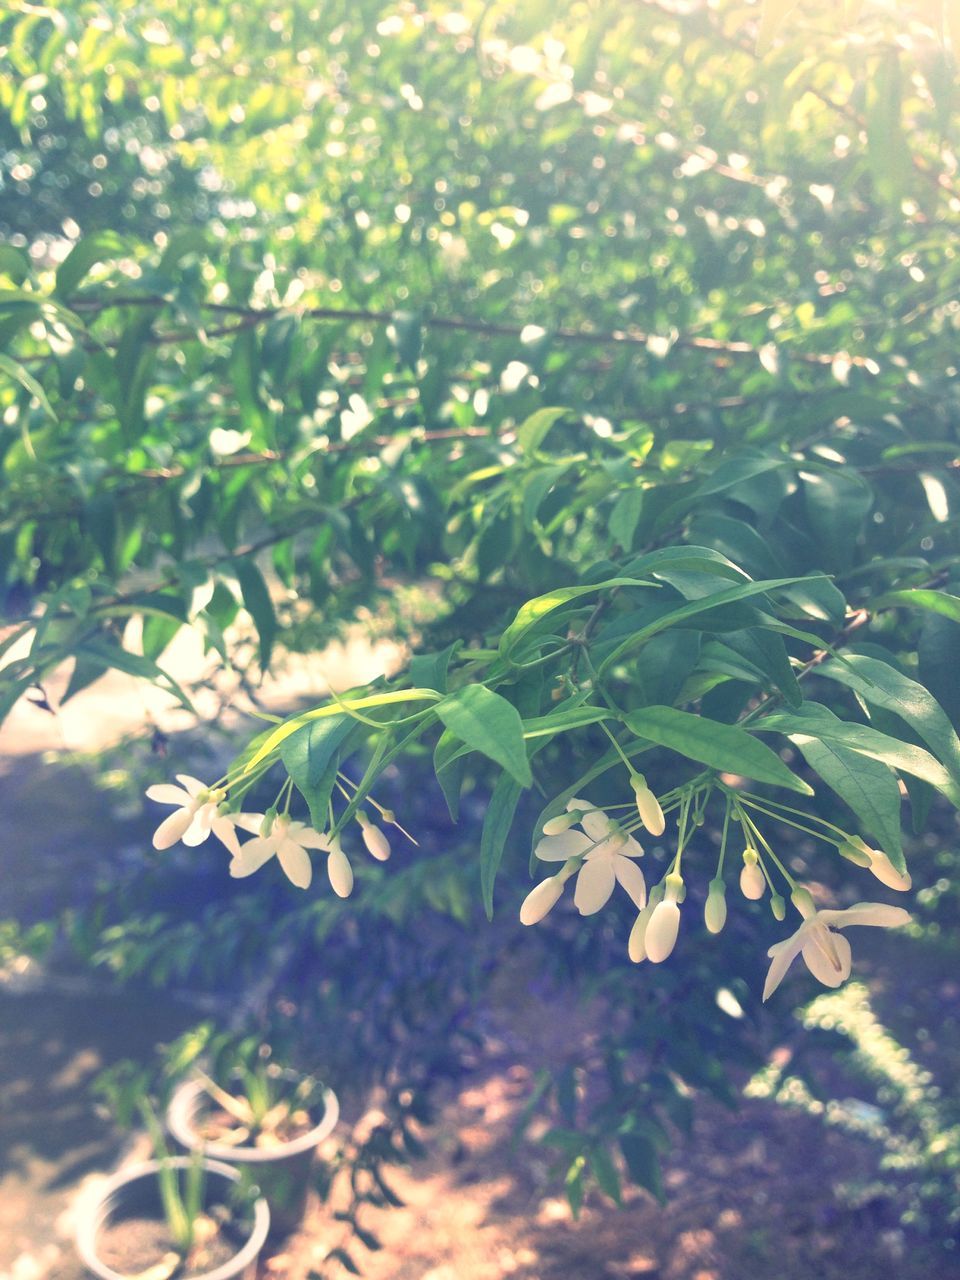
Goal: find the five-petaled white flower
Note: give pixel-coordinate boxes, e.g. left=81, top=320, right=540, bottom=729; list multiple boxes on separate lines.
left=763, top=895, right=912, bottom=1001
left=229, top=816, right=330, bottom=890
left=146, top=775, right=262, bottom=856
left=534, top=797, right=646, bottom=915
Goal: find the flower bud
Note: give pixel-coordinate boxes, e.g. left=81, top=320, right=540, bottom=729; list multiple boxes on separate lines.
left=358, top=813, right=391, bottom=861
left=645, top=899, right=681, bottom=963
left=628, top=886, right=663, bottom=963
left=630, top=774, right=666, bottom=837
left=790, top=885, right=817, bottom=919
left=770, top=893, right=786, bottom=921
left=837, top=837, right=872, bottom=868
left=327, top=840, right=354, bottom=898
left=542, top=811, right=578, bottom=837
left=520, top=876, right=564, bottom=925
left=739, top=851, right=766, bottom=900
left=704, top=879, right=727, bottom=934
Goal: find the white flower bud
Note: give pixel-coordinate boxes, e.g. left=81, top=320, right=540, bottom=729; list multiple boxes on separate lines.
left=359, top=815, right=391, bottom=861
left=630, top=775, right=665, bottom=837
left=327, top=840, right=354, bottom=898
left=520, top=876, right=564, bottom=925
left=644, top=899, right=681, bottom=963
left=542, top=811, right=577, bottom=836
left=704, top=879, right=727, bottom=934
left=739, top=853, right=766, bottom=900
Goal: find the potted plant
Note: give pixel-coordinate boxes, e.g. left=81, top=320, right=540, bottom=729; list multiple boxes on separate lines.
left=76, top=1155, right=270, bottom=1280
left=166, top=1039, right=339, bottom=1238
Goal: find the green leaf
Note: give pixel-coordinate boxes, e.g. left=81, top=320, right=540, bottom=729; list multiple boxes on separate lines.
left=608, top=488, right=644, bottom=551
left=436, top=685, right=532, bottom=786
left=234, top=560, right=277, bottom=670
left=521, top=704, right=615, bottom=738
left=623, top=705, right=812, bottom=793
left=55, top=229, right=126, bottom=297
left=590, top=1147, right=622, bottom=1205
left=722, top=629, right=802, bottom=708
left=801, top=468, right=873, bottom=571
left=919, top=614, right=960, bottom=728
left=755, top=704, right=960, bottom=803
left=281, top=715, right=357, bottom=831
left=598, top=575, right=826, bottom=676
left=819, top=654, right=960, bottom=786
left=874, top=589, right=960, bottom=623
left=408, top=642, right=461, bottom=695
left=480, top=772, right=522, bottom=919
left=619, top=1134, right=665, bottom=1204
left=788, top=716, right=905, bottom=871
left=0, top=352, right=56, bottom=420
left=499, top=577, right=655, bottom=663
left=517, top=406, right=567, bottom=454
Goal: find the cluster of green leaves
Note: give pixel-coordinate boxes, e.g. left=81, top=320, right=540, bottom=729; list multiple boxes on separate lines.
left=3, top=0, right=960, bottom=1230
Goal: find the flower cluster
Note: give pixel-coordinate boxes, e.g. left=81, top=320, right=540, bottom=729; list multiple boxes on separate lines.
left=519, top=775, right=914, bottom=1001
left=146, top=773, right=400, bottom=897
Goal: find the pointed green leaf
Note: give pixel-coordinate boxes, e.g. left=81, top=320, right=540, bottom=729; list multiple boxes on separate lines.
left=623, top=705, right=812, bottom=793
left=480, top=771, right=522, bottom=919
left=436, top=685, right=532, bottom=786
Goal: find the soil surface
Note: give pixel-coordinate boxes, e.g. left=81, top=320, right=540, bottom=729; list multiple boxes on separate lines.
left=95, top=1214, right=244, bottom=1279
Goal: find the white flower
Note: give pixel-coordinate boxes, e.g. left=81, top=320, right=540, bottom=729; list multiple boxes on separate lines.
left=535, top=797, right=646, bottom=915
left=327, top=838, right=354, bottom=897
left=145, top=775, right=250, bottom=852
left=520, top=875, right=565, bottom=925
left=229, top=816, right=330, bottom=890
left=763, top=897, right=912, bottom=1001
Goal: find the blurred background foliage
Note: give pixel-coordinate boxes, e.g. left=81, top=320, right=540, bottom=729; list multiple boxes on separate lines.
left=2, top=0, right=960, bottom=1270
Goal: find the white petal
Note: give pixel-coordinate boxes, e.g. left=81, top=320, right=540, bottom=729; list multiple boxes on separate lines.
left=175, top=775, right=207, bottom=798
left=762, top=930, right=807, bottom=1001
left=291, top=824, right=331, bottom=851
left=818, top=903, right=913, bottom=930
left=868, top=851, right=912, bottom=892
left=802, top=930, right=852, bottom=988
left=620, top=833, right=644, bottom=859
left=181, top=804, right=215, bottom=846
left=234, top=812, right=267, bottom=834
left=327, top=845, right=354, bottom=898
left=535, top=830, right=592, bottom=862
left=152, top=807, right=194, bottom=850
left=574, top=858, right=616, bottom=914
left=579, top=808, right=612, bottom=841
left=229, top=837, right=277, bottom=877
left=645, top=900, right=681, bottom=963
left=210, top=815, right=242, bottom=858
left=277, top=838, right=313, bottom=890
left=628, top=901, right=655, bottom=963
left=614, top=856, right=647, bottom=910
left=520, top=877, right=564, bottom=925
left=145, top=784, right=191, bottom=806
left=740, top=862, right=766, bottom=900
